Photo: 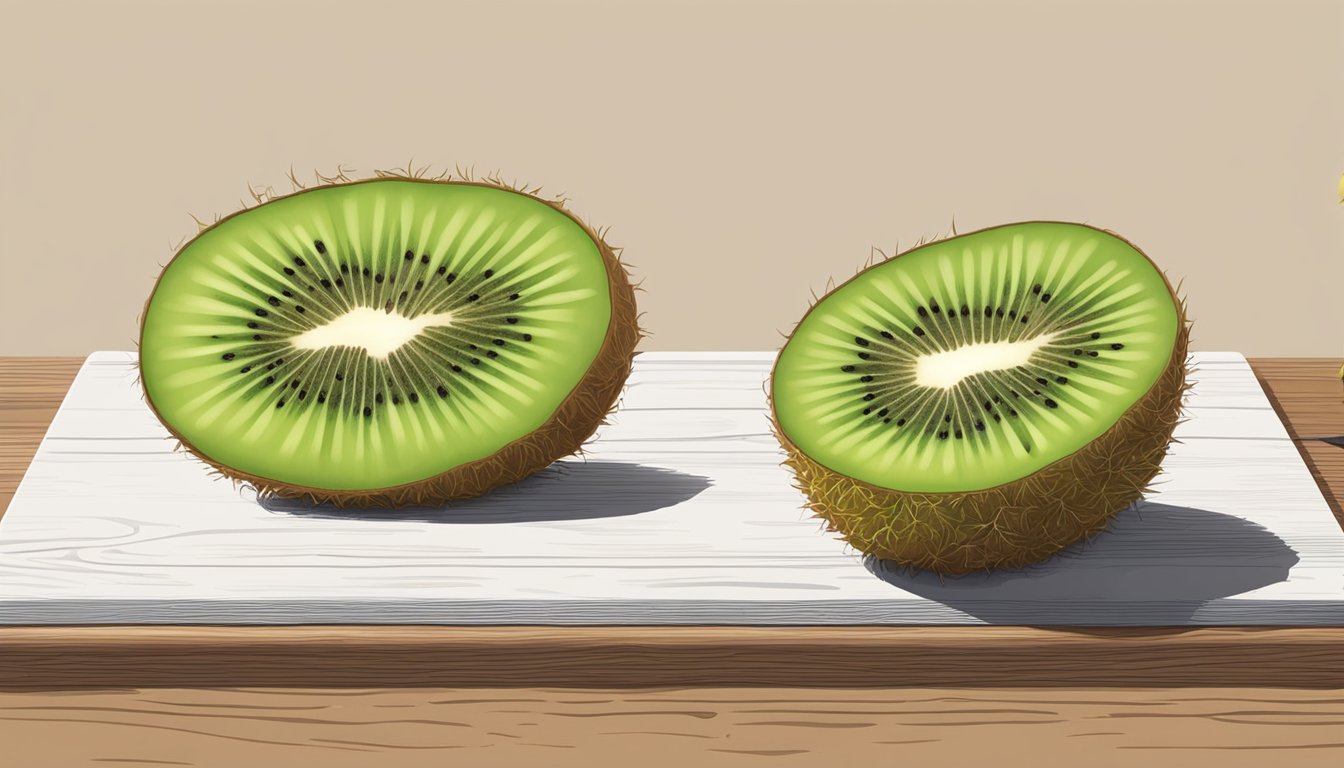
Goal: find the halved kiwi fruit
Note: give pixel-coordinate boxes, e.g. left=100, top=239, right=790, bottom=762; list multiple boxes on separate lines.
left=771, top=221, right=1189, bottom=573
left=139, top=174, right=640, bottom=506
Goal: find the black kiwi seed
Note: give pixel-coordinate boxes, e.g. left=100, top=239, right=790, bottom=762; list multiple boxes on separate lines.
left=1074, top=349, right=1083, bottom=355
left=470, top=358, right=480, bottom=365
left=392, top=395, right=402, bottom=405
left=296, top=306, right=305, bottom=313
left=247, top=322, right=259, bottom=329
left=492, top=339, right=505, bottom=346
left=960, top=305, right=969, bottom=316
left=469, top=344, right=478, bottom=351
left=1009, top=309, right=1018, bottom=319
left=944, top=414, right=952, bottom=423
left=317, top=391, right=327, bottom=404
left=938, top=430, right=949, bottom=440
left=1040, top=293, right=1051, bottom=303
left=264, top=375, right=275, bottom=385
left=375, top=273, right=384, bottom=283
left=282, top=290, right=293, bottom=298
left=857, top=352, right=870, bottom=360
left=841, top=365, right=856, bottom=372
left=929, top=300, right=940, bottom=313
left=1009, top=408, right=1018, bottom=417
left=509, top=293, right=520, bottom=301
left=415, top=280, right=424, bottom=290
left=250, top=333, right=261, bottom=341
left=1032, top=284, right=1042, bottom=295
left=855, top=337, right=869, bottom=346
left=375, top=393, right=384, bottom=404
left=336, top=278, right=345, bottom=287
left=447, top=273, right=457, bottom=284
left=1088, top=351, right=1099, bottom=357
left=451, top=365, right=463, bottom=373
left=335, top=372, right=344, bottom=381
left=255, top=309, right=269, bottom=317
left=863, top=393, right=876, bottom=402
left=880, top=330, right=893, bottom=340
left=975, top=420, right=985, bottom=431
left=314, top=241, right=326, bottom=254
left=421, top=254, right=430, bottom=264
left=408, top=392, right=419, bottom=403
left=993, top=395, right=1001, bottom=403
left=1068, top=361, right=1079, bottom=368
left=878, top=408, right=889, bottom=416
left=290, top=380, right=299, bottom=389
left=266, top=363, right=275, bottom=371
left=277, top=399, right=285, bottom=408
left=1056, top=376, right=1068, bottom=384
left=240, top=366, right=251, bottom=374
left=436, top=266, right=447, bottom=275
left=363, top=406, right=372, bottom=417
left=1112, top=343, right=1125, bottom=350
left=341, top=264, right=350, bottom=274
left=955, top=430, right=964, bottom=439
left=984, top=306, right=992, bottom=318
left=275, top=358, right=284, bottom=365
left=221, top=353, right=235, bottom=361
left=293, top=256, right=306, bottom=267
left=399, top=291, right=408, bottom=303
left=913, top=326, right=926, bottom=337
left=1035, top=377, right=1047, bottom=385
left=298, top=390, right=307, bottom=400
left=1090, top=332, right=1101, bottom=339
left=405, top=251, right=414, bottom=261
left=467, top=294, right=479, bottom=302
left=917, top=306, right=928, bottom=317
left=507, top=317, right=519, bottom=324
left=267, top=296, right=281, bottom=306
left=320, top=278, right=332, bottom=288
left=486, top=350, right=498, bottom=358
left=437, top=385, right=448, bottom=397
left=860, top=375, right=874, bottom=382
left=362, top=267, right=371, bottom=277
left=283, top=267, right=295, bottom=276
left=996, top=308, right=1005, bottom=317
left=863, top=407, right=872, bottom=415
left=1044, top=398, right=1058, bottom=408
left=983, top=401, right=992, bottom=411
left=992, top=414, right=1002, bottom=422
left=896, top=418, right=907, bottom=426
left=484, top=269, right=494, bottom=278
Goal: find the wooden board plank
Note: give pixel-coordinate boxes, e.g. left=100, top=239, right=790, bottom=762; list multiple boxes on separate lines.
left=2, top=351, right=1342, bottom=626
left=7, top=686, right=1344, bottom=768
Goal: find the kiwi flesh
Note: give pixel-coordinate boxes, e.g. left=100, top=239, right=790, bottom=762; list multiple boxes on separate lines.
left=770, top=221, right=1189, bottom=574
left=139, top=174, right=640, bottom=507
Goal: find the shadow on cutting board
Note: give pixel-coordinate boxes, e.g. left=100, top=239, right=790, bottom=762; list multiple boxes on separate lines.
left=258, top=459, right=711, bottom=524
left=867, top=503, right=1300, bottom=623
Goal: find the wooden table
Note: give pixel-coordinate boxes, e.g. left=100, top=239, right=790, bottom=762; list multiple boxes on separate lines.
left=3, top=357, right=1344, bottom=766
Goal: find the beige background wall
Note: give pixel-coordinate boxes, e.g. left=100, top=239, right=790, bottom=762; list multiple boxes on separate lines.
left=1, top=0, right=1341, bottom=356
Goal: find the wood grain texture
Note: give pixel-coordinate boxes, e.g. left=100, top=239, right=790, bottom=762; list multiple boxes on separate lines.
left=0, top=357, right=82, bottom=519
left=6, top=686, right=1344, bottom=768
left=1, top=625, right=1344, bottom=690
left=5, top=352, right=1344, bottom=626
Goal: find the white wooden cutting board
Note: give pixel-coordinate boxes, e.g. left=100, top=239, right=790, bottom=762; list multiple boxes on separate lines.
left=2, top=351, right=1342, bottom=626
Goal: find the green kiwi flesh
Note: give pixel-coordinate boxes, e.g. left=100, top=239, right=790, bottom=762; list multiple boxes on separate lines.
left=771, top=222, right=1189, bottom=573
left=139, top=177, right=639, bottom=506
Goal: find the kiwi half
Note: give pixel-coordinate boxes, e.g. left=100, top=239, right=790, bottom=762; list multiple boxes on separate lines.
left=771, top=222, right=1189, bottom=574
left=139, top=174, right=640, bottom=506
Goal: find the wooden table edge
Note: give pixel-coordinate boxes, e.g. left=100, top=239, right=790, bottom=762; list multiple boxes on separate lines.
left=3, top=355, right=1344, bottom=689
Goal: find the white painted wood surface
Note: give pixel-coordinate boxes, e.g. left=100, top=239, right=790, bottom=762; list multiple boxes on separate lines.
left=1, top=351, right=1342, bottom=626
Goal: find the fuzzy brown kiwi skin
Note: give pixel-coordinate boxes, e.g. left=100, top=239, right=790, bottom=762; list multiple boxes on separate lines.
left=769, top=222, right=1192, bottom=574
left=139, top=175, right=642, bottom=508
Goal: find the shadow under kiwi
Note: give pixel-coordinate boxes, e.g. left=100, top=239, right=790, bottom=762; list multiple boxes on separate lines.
left=258, top=459, right=712, bottom=524
left=865, top=502, right=1300, bottom=624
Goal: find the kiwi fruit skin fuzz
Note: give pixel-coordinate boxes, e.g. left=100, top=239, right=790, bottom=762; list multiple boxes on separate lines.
left=139, top=171, right=640, bottom=507
left=770, top=222, right=1190, bottom=574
